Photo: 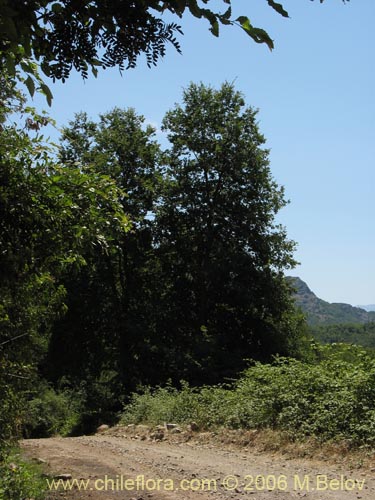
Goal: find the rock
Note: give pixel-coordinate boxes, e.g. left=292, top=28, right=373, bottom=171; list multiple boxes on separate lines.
left=35, top=458, right=47, bottom=464
left=150, top=431, right=164, bottom=441
left=170, top=427, right=182, bottom=434
left=188, top=421, right=199, bottom=432
left=96, top=424, right=109, bottom=433
left=165, top=423, right=178, bottom=430
left=8, top=463, right=18, bottom=471
left=126, top=424, right=135, bottom=429
left=55, top=474, right=72, bottom=480
left=137, top=424, right=149, bottom=430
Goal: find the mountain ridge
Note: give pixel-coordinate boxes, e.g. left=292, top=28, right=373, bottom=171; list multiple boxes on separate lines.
left=287, top=276, right=375, bottom=325
left=357, top=304, right=375, bottom=312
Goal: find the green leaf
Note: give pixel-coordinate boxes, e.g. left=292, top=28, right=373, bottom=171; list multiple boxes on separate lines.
left=25, top=76, right=36, bottom=97
left=187, top=0, right=203, bottom=18
left=221, top=6, right=232, bottom=21
left=236, top=17, right=274, bottom=50
left=267, top=0, right=289, bottom=18
left=20, top=60, right=38, bottom=75
left=5, top=55, right=16, bottom=76
left=210, top=20, right=219, bottom=37
left=40, top=83, right=53, bottom=106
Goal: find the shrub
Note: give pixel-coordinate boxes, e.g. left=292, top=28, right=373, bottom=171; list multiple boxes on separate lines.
left=23, top=384, right=82, bottom=438
left=0, top=451, right=46, bottom=500
left=121, top=344, right=375, bottom=447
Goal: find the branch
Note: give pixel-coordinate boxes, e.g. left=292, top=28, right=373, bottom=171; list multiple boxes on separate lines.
left=0, top=332, right=29, bottom=347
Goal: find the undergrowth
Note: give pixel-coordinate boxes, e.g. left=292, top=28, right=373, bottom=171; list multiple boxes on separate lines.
left=0, top=450, right=46, bottom=500
left=121, top=343, right=375, bottom=447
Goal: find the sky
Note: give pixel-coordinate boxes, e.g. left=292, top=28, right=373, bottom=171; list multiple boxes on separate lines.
left=30, top=0, right=374, bottom=306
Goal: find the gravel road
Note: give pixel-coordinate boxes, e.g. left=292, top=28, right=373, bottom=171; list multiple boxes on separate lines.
left=21, top=429, right=375, bottom=500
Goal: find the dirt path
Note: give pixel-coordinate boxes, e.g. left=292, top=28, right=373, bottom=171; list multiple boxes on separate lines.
left=22, top=429, right=375, bottom=500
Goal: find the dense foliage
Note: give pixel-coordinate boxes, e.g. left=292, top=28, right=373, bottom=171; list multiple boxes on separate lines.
left=42, top=83, right=304, bottom=422
left=0, top=452, right=46, bottom=500
left=309, top=322, right=375, bottom=349
left=122, top=344, right=375, bottom=446
left=0, top=81, right=129, bottom=454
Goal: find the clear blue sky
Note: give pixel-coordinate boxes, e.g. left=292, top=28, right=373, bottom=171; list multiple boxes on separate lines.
left=32, top=0, right=374, bottom=306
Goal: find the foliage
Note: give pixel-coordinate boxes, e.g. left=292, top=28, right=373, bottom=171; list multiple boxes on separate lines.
left=0, top=1, right=349, bottom=101
left=0, top=361, right=27, bottom=459
left=0, top=81, right=129, bottom=454
left=153, top=82, right=304, bottom=381
left=121, top=344, right=375, bottom=447
left=44, top=108, right=162, bottom=407
left=309, top=322, right=375, bottom=349
left=22, top=382, right=83, bottom=438
left=70, top=371, right=125, bottom=433
left=45, top=84, right=304, bottom=418
left=0, top=451, right=46, bottom=500
left=0, top=119, right=129, bottom=366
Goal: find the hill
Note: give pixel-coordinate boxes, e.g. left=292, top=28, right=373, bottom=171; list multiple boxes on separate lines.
left=357, top=304, right=375, bottom=312
left=287, top=276, right=375, bottom=325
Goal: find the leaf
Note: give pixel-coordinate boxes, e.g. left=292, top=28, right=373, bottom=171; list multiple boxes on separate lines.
left=236, top=17, right=274, bottom=50
left=51, top=3, right=63, bottom=14
left=25, top=76, right=36, bottom=97
left=20, top=60, right=38, bottom=75
left=5, top=55, right=16, bottom=76
left=40, top=83, right=53, bottom=106
left=267, top=0, right=289, bottom=18
left=1, top=17, right=17, bottom=40
left=210, top=20, right=219, bottom=37
left=222, top=6, right=232, bottom=21
left=187, top=0, right=203, bottom=18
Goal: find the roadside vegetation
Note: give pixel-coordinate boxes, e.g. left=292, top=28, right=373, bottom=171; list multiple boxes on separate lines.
left=121, top=343, right=375, bottom=448
left=0, top=450, right=46, bottom=500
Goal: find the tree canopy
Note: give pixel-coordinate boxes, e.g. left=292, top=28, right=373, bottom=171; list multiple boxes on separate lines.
left=0, top=0, right=349, bottom=101
left=45, top=83, right=304, bottom=403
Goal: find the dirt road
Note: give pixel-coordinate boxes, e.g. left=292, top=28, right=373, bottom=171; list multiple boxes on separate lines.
left=21, top=427, right=375, bottom=500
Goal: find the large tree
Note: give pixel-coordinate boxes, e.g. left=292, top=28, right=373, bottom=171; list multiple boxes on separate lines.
left=44, top=108, right=162, bottom=405
left=154, top=82, right=303, bottom=382
left=46, top=85, right=304, bottom=394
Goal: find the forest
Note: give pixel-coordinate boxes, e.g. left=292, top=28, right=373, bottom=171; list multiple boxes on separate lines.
left=1, top=77, right=305, bottom=440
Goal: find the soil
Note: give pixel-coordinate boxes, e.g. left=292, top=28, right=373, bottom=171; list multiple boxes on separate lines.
left=21, top=425, right=375, bottom=500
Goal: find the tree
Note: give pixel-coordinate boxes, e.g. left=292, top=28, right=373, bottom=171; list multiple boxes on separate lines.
left=0, top=1, right=349, bottom=101
left=0, top=84, right=129, bottom=448
left=44, top=108, right=162, bottom=405
left=154, top=82, right=304, bottom=382
left=46, top=85, right=305, bottom=394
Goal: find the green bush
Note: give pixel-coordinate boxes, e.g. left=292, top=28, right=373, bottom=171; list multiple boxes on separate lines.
left=23, top=384, right=82, bottom=438
left=0, top=451, right=46, bottom=500
left=121, top=344, right=375, bottom=447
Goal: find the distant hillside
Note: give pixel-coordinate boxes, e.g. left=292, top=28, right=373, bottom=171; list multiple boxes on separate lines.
left=287, top=277, right=375, bottom=325
left=357, top=304, right=375, bottom=312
